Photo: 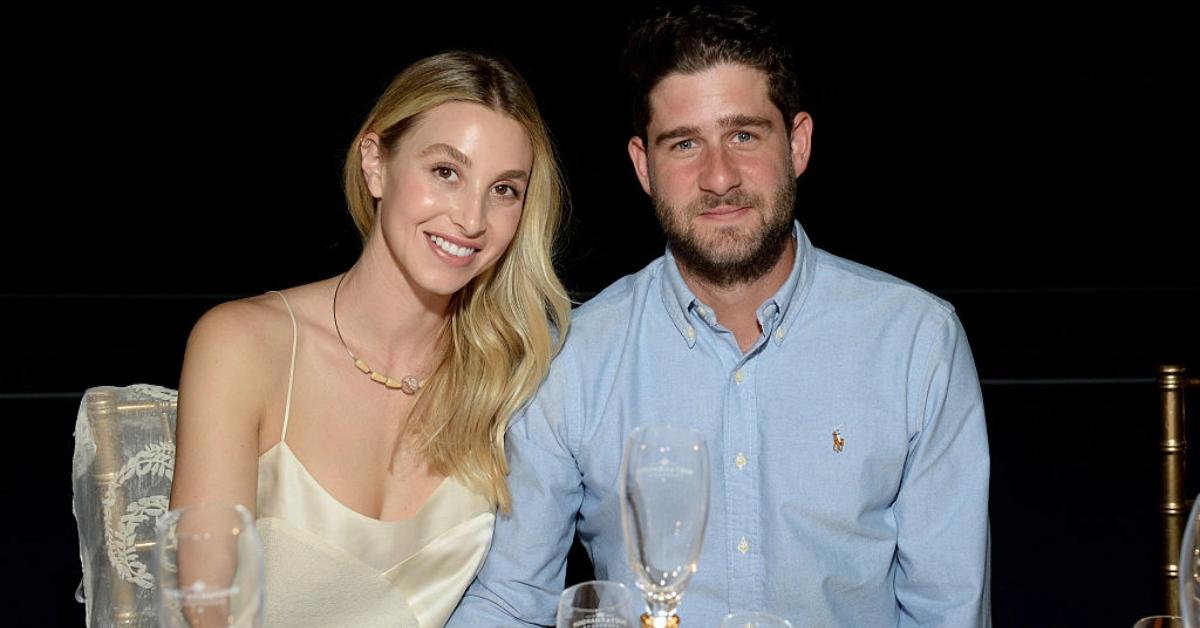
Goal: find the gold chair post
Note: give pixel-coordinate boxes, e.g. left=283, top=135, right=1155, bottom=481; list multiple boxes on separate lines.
left=1160, top=365, right=1188, bottom=615
left=86, top=389, right=141, bottom=626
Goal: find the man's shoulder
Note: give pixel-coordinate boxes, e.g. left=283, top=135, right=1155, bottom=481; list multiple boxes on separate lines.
left=570, top=256, right=667, bottom=331
left=525, top=257, right=666, bottom=408
left=811, top=248, right=955, bottom=320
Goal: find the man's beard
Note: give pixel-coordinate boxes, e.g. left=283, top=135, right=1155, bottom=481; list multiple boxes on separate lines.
left=652, top=176, right=796, bottom=288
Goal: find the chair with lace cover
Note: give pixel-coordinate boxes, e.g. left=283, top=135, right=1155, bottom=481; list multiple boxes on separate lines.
left=72, top=384, right=178, bottom=627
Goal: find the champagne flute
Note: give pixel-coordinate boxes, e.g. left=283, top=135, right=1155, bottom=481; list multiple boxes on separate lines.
left=154, top=502, right=264, bottom=627
left=557, top=580, right=636, bottom=627
left=619, top=425, right=710, bottom=627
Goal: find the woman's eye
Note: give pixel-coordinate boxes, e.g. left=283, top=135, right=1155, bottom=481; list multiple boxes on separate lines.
left=494, top=184, right=521, bottom=199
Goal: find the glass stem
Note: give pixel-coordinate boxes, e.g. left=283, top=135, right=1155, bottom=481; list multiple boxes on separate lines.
left=645, top=598, right=680, bottom=626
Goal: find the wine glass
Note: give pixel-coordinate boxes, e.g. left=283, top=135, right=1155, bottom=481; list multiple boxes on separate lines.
left=619, top=425, right=710, bottom=627
left=153, top=502, right=264, bottom=627
left=1180, top=495, right=1200, bottom=627
left=719, top=611, right=794, bottom=628
left=1134, top=617, right=1183, bottom=628
left=557, top=580, right=636, bottom=627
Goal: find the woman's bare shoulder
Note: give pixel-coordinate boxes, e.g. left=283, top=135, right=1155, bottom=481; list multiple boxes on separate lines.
left=187, top=292, right=296, bottom=358
left=184, top=279, right=339, bottom=369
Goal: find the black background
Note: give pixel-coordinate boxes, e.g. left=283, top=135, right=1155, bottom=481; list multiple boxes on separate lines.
left=4, top=4, right=1197, bottom=626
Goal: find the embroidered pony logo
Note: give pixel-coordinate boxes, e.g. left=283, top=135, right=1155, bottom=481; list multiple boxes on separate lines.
left=832, top=429, right=845, bottom=453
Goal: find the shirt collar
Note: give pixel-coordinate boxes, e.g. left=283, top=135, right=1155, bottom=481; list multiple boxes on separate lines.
left=660, top=220, right=816, bottom=348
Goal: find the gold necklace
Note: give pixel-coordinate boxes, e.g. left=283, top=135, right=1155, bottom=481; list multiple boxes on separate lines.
left=331, top=272, right=422, bottom=394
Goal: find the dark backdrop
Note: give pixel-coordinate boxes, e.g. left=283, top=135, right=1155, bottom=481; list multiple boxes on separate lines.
left=4, top=5, right=1196, bottom=626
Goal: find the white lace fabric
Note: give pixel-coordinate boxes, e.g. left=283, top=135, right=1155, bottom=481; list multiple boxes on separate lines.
left=72, top=384, right=178, bottom=627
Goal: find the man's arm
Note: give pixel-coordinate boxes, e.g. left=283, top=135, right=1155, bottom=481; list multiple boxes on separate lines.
left=894, top=310, right=991, bottom=627
left=448, top=350, right=584, bottom=627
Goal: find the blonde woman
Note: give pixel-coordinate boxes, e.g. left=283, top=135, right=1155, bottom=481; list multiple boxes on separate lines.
left=169, top=51, right=570, bottom=627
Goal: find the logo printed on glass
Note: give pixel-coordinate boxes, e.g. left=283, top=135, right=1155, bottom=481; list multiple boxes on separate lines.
left=639, top=459, right=697, bottom=480
left=572, top=615, right=630, bottom=627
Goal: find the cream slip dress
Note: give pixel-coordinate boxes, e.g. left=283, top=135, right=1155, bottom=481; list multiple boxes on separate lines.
left=254, top=291, right=494, bottom=627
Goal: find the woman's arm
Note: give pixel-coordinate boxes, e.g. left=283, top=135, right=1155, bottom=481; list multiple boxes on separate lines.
left=170, top=300, right=275, bottom=515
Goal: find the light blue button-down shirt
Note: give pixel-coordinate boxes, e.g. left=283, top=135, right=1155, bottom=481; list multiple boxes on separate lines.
left=449, top=222, right=990, bottom=627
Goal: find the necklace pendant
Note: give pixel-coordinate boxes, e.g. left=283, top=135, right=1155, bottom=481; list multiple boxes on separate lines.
left=399, top=375, right=421, bottom=395
left=334, top=272, right=423, bottom=396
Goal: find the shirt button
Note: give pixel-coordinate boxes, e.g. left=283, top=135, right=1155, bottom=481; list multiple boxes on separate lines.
left=686, top=326, right=695, bottom=341
left=737, top=537, right=750, bottom=554
left=734, top=452, right=747, bottom=470
left=696, top=306, right=707, bottom=317
left=775, top=327, right=786, bottom=340
left=734, top=370, right=745, bottom=384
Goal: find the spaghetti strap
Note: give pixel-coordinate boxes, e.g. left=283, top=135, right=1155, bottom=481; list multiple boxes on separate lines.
left=267, top=290, right=299, bottom=443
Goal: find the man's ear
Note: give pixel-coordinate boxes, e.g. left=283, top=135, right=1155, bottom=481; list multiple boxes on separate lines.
left=628, top=135, right=652, bottom=195
left=789, top=112, right=813, bottom=178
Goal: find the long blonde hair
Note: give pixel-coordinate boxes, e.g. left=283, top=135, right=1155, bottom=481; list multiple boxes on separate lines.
left=343, top=51, right=571, bottom=511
